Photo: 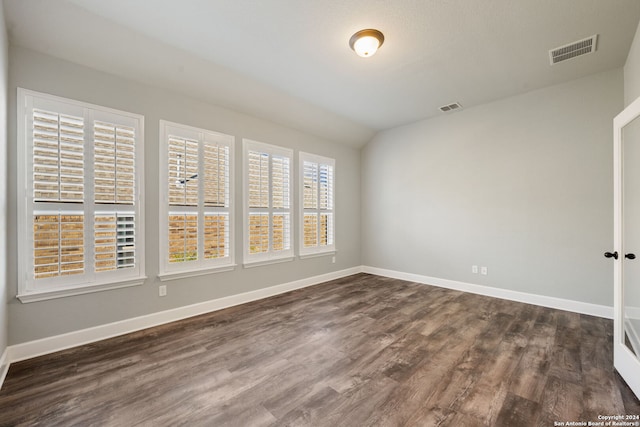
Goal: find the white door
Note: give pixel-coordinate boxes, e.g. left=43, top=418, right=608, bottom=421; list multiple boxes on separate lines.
left=613, top=96, right=640, bottom=399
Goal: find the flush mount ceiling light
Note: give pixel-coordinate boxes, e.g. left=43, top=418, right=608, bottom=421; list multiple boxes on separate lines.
left=349, top=29, right=384, bottom=58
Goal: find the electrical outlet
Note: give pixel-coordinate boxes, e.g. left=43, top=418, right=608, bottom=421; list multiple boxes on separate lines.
left=159, top=285, right=167, bottom=297
left=480, top=266, right=488, bottom=275
left=472, top=265, right=478, bottom=274
left=332, top=256, right=336, bottom=264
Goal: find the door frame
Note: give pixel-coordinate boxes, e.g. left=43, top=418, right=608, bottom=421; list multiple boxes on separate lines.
left=613, top=95, right=640, bottom=399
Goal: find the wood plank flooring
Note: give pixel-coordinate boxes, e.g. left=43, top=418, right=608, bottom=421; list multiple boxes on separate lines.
left=0, top=273, right=638, bottom=426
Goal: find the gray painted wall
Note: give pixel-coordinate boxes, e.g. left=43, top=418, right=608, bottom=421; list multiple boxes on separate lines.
left=361, top=69, right=622, bottom=306
left=7, top=46, right=361, bottom=345
left=625, top=18, right=640, bottom=106
left=0, top=0, right=8, bottom=362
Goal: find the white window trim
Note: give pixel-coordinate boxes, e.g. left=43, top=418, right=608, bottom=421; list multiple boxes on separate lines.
left=243, top=139, right=294, bottom=267
left=158, top=120, right=235, bottom=279
left=158, top=264, right=237, bottom=282
left=299, top=152, right=336, bottom=257
left=242, top=256, right=294, bottom=269
left=17, top=88, right=146, bottom=303
left=299, top=251, right=336, bottom=260
left=16, top=277, right=146, bottom=303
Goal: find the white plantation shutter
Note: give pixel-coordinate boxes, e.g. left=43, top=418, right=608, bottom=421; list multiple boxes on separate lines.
left=33, top=110, right=84, bottom=202
left=319, top=162, right=334, bottom=247
left=204, top=213, right=228, bottom=259
left=93, top=118, right=138, bottom=273
left=302, top=161, right=318, bottom=249
left=204, top=142, right=230, bottom=260
left=203, top=143, right=229, bottom=207
left=117, top=214, right=136, bottom=267
left=33, top=212, right=84, bottom=279
left=303, top=161, right=318, bottom=209
left=32, top=108, right=86, bottom=280
left=18, top=89, right=145, bottom=300
left=303, top=213, right=318, bottom=247
left=244, top=140, right=293, bottom=264
left=249, top=212, right=270, bottom=254
left=271, top=154, right=291, bottom=252
left=168, top=136, right=199, bottom=207
left=299, top=153, right=335, bottom=256
left=160, top=121, right=234, bottom=277
left=167, top=136, right=199, bottom=263
left=94, top=213, right=136, bottom=271
left=94, top=121, right=136, bottom=204
left=247, top=150, right=270, bottom=255
left=271, top=155, right=290, bottom=209
left=168, top=213, right=198, bottom=262
left=319, top=164, right=333, bottom=211
left=272, top=212, right=291, bottom=252
left=94, top=213, right=118, bottom=272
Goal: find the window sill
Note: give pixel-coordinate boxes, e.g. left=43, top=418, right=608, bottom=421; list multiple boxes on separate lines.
left=17, top=277, right=147, bottom=303
left=243, top=256, right=295, bottom=269
left=299, top=250, right=336, bottom=260
left=158, top=264, right=237, bottom=282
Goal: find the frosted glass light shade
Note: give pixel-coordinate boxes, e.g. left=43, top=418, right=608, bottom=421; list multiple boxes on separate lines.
left=353, top=36, right=380, bottom=57
left=349, top=29, right=384, bottom=58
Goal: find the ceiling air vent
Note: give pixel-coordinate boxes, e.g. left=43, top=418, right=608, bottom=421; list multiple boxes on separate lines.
left=549, top=34, right=598, bottom=65
left=439, top=102, right=462, bottom=113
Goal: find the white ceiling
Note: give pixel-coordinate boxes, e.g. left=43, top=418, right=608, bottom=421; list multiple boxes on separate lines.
left=4, top=0, right=640, bottom=147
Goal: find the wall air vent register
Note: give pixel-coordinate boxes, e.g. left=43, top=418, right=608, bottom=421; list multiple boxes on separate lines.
left=549, top=35, right=598, bottom=65
left=439, top=102, right=463, bottom=113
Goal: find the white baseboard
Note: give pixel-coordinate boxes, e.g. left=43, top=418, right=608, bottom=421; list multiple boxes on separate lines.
left=362, top=266, right=613, bottom=319
left=0, top=347, right=8, bottom=390
left=627, top=306, right=640, bottom=320
left=6, top=266, right=362, bottom=366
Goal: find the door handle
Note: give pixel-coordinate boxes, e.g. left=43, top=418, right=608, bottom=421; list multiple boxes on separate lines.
left=625, top=253, right=636, bottom=260
left=604, top=251, right=619, bottom=259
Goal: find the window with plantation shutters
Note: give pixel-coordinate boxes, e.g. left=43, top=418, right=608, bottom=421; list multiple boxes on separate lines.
left=299, top=152, right=335, bottom=257
left=159, top=121, right=235, bottom=280
left=17, top=89, right=145, bottom=302
left=243, top=139, right=293, bottom=265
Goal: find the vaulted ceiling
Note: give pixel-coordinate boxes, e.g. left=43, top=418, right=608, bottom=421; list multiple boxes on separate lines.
left=4, top=0, right=640, bottom=147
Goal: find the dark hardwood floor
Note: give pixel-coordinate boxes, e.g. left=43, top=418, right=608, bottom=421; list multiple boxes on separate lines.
left=1, top=273, right=638, bottom=426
